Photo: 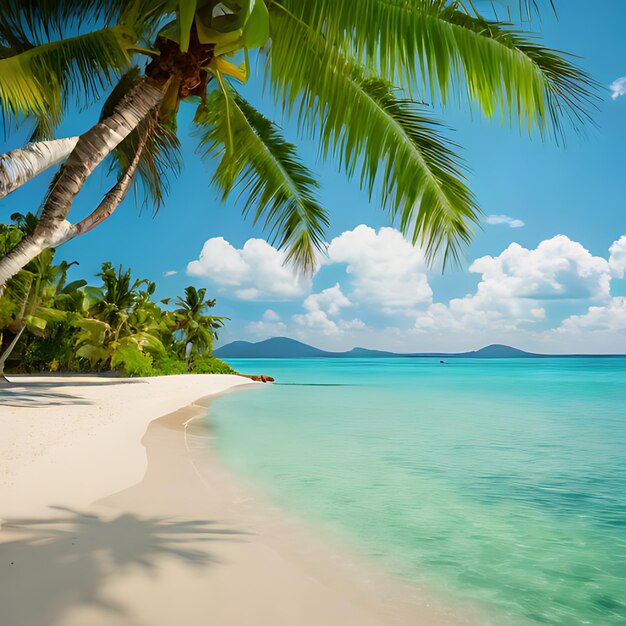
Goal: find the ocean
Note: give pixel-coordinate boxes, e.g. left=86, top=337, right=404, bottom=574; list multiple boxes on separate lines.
left=208, top=358, right=626, bottom=625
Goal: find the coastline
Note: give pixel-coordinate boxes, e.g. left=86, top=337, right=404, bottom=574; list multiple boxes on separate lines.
left=0, top=374, right=258, bottom=518
left=0, top=374, right=482, bottom=626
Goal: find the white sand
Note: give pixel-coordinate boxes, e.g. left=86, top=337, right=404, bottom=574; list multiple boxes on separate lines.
left=0, top=374, right=255, bottom=518
left=0, top=374, right=483, bottom=626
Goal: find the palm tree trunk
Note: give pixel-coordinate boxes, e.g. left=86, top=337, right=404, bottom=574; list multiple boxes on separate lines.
left=57, top=127, right=149, bottom=245
left=0, top=137, right=80, bottom=200
left=0, top=77, right=165, bottom=287
left=0, top=326, right=26, bottom=380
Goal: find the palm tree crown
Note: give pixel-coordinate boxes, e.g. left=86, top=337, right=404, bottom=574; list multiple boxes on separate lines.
left=172, top=286, right=226, bottom=363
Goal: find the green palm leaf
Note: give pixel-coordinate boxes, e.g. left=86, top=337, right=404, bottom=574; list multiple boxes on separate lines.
left=266, top=10, right=479, bottom=266
left=0, top=0, right=162, bottom=39
left=0, top=26, right=134, bottom=134
left=195, top=88, right=329, bottom=273
left=468, top=1, right=556, bottom=22
left=272, top=1, right=595, bottom=135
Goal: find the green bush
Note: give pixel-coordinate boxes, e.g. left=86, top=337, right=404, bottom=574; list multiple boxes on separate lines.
left=137, top=354, right=237, bottom=377
left=19, top=321, right=78, bottom=372
left=111, top=340, right=155, bottom=377
left=125, top=353, right=154, bottom=377
left=152, top=354, right=189, bottom=376
left=190, top=355, right=236, bottom=375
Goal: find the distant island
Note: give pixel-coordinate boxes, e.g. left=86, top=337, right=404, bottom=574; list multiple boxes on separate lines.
left=215, top=338, right=538, bottom=359
left=214, top=337, right=626, bottom=359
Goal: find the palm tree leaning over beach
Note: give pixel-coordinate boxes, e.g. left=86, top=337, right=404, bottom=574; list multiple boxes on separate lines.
left=0, top=0, right=596, bottom=286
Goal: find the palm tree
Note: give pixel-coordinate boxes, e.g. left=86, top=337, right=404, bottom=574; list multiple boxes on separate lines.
left=75, top=262, right=165, bottom=370
left=0, top=1, right=596, bottom=286
left=171, top=286, right=226, bottom=368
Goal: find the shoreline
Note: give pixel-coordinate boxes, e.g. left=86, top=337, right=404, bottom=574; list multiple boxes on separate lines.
left=0, top=373, right=258, bottom=519
left=1, top=374, right=484, bottom=626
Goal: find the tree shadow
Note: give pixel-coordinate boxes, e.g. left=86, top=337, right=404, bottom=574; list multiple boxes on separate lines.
left=0, top=388, right=93, bottom=407
left=0, top=378, right=141, bottom=408
left=0, top=506, right=247, bottom=626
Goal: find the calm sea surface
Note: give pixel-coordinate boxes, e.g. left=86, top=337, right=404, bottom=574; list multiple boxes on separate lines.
left=208, top=358, right=626, bottom=625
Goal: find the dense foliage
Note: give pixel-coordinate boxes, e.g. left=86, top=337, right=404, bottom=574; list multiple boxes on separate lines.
left=0, top=214, right=233, bottom=377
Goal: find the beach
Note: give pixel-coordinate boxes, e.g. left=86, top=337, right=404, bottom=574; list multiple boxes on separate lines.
left=0, top=374, right=474, bottom=626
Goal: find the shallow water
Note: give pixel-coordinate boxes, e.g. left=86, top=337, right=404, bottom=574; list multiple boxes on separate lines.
left=209, top=358, right=626, bottom=625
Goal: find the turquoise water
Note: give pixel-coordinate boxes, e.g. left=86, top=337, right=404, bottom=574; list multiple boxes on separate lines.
left=209, top=358, right=626, bottom=625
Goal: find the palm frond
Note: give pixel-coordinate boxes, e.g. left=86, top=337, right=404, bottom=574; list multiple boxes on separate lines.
left=266, top=9, right=480, bottom=266
left=0, top=26, right=134, bottom=136
left=440, top=9, right=598, bottom=132
left=272, top=0, right=596, bottom=136
left=0, top=0, right=165, bottom=42
left=464, top=1, right=557, bottom=23
left=194, top=88, right=329, bottom=273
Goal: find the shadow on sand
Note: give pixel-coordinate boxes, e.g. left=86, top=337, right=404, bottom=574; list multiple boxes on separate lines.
left=0, top=505, right=247, bottom=626
left=0, top=378, right=142, bottom=408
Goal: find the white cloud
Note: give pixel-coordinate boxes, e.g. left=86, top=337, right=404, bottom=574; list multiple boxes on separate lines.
left=485, top=214, right=525, bottom=228
left=187, top=237, right=311, bottom=300
left=609, top=236, right=626, bottom=278
left=327, top=225, right=432, bottom=315
left=246, top=319, right=288, bottom=337
left=163, top=270, right=177, bottom=277
left=262, top=309, right=281, bottom=322
left=246, top=310, right=287, bottom=337
left=531, top=307, right=546, bottom=320
left=303, top=283, right=351, bottom=315
left=559, top=298, right=626, bottom=334
left=609, top=76, right=626, bottom=100
left=414, top=235, right=612, bottom=334
left=293, top=309, right=341, bottom=335
left=292, top=310, right=367, bottom=337
left=292, top=285, right=357, bottom=337
left=469, top=236, right=611, bottom=301
left=339, top=318, right=367, bottom=331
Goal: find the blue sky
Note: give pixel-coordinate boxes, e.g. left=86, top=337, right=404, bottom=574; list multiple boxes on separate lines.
left=3, top=0, right=626, bottom=353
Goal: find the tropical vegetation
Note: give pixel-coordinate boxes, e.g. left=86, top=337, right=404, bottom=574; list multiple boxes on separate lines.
left=0, top=213, right=233, bottom=379
left=0, top=0, right=596, bottom=290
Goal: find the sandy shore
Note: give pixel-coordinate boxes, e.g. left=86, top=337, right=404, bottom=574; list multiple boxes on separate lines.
left=0, top=374, right=482, bottom=626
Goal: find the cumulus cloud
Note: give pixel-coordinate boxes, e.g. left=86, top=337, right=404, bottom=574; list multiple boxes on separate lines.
left=293, top=310, right=340, bottom=335
left=485, top=214, right=525, bottom=228
left=293, top=310, right=366, bottom=336
left=609, top=236, right=626, bottom=278
left=163, top=270, right=177, bottom=277
left=414, top=235, right=613, bottom=334
left=609, top=77, right=626, bottom=100
left=293, top=285, right=351, bottom=335
left=261, top=309, right=281, bottom=322
left=246, top=309, right=287, bottom=337
left=559, top=298, right=626, bottom=334
left=187, top=237, right=311, bottom=300
left=246, top=319, right=288, bottom=337
left=339, top=318, right=366, bottom=331
left=327, top=225, right=432, bottom=315
left=469, top=236, right=611, bottom=301
left=303, top=283, right=351, bottom=315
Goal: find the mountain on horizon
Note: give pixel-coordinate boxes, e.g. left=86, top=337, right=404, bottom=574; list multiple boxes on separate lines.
left=214, top=337, right=540, bottom=359
left=213, top=337, right=330, bottom=358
